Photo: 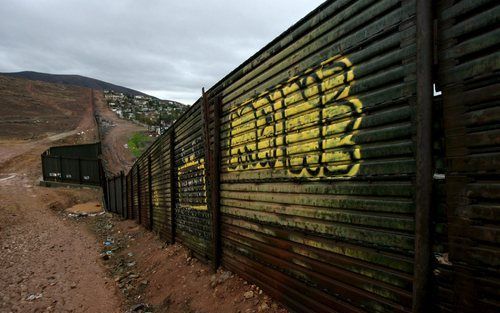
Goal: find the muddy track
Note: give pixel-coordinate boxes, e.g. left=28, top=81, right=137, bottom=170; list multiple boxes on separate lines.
left=92, top=90, right=146, bottom=175
left=0, top=131, right=122, bottom=313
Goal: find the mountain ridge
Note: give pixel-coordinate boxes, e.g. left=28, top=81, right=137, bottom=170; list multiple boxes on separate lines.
left=0, top=71, right=152, bottom=98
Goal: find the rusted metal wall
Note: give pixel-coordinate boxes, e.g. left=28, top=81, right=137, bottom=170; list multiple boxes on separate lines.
left=106, top=174, right=126, bottom=215
left=173, top=101, right=212, bottom=260
left=137, top=155, right=150, bottom=228
left=108, top=178, right=116, bottom=213
left=202, top=92, right=223, bottom=269
left=115, top=175, right=123, bottom=216
left=149, top=131, right=173, bottom=241
left=101, top=1, right=500, bottom=312
left=126, top=173, right=132, bottom=219
left=130, top=164, right=140, bottom=222
left=202, top=1, right=420, bottom=312
left=432, top=1, right=500, bottom=312
left=41, top=142, right=103, bottom=186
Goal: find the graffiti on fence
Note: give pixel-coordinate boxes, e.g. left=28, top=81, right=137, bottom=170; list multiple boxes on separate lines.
left=177, top=154, right=207, bottom=211
left=227, top=55, right=363, bottom=178
left=153, top=188, right=160, bottom=208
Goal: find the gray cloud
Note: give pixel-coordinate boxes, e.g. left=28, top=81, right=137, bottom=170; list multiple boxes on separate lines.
left=0, top=0, right=324, bottom=104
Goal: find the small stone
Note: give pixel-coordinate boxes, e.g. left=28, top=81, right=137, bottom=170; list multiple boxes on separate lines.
left=70, top=282, right=77, bottom=289
left=244, top=291, right=254, bottom=299
left=26, top=293, right=42, bottom=301
left=218, top=271, right=231, bottom=284
left=141, top=280, right=148, bottom=286
left=258, top=302, right=270, bottom=312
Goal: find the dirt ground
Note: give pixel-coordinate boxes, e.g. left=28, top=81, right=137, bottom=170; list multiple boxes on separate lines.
left=93, top=90, right=146, bottom=175
left=0, top=84, right=119, bottom=312
left=0, top=174, right=121, bottom=313
left=88, top=215, right=289, bottom=313
left=0, top=83, right=289, bottom=313
left=0, top=75, right=95, bottom=141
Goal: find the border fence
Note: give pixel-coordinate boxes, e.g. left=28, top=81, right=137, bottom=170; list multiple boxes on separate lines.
left=41, top=142, right=103, bottom=186
left=104, top=1, right=500, bottom=312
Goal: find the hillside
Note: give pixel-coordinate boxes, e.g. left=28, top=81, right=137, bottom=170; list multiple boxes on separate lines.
left=0, top=75, right=95, bottom=140
left=0, top=71, right=149, bottom=97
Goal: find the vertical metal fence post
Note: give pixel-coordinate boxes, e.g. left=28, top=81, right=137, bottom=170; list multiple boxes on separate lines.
left=121, top=171, right=125, bottom=218
left=78, top=158, right=82, bottom=184
left=211, top=95, right=222, bottom=270
left=137, top=164, right=142, bottom=225
left=114, top=176, right=118, bottom=214
left=106, top=178, right=111, bottom=212
left=414, top=0, right=433, bottom=312
left=148, top=155, right=153, bottom=230
left=158, top=137, right=167, bottom=240
left=98, top=158, right=105, bottom=188
left=58, top=156, right=63, bottom=182
left=41, top=153, right=46, bottom=182
left=202, top=89, right=222, bottom=271
left=169, top=130, right=176, bottom=244
left=131, top=167, right=135, bottom=220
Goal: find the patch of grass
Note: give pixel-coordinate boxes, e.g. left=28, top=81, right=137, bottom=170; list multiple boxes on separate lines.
left=127, top=132, right=154, bottom=157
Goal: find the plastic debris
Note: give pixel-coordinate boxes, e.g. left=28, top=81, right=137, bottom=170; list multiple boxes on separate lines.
left=26, top=293, right=43, bottom=301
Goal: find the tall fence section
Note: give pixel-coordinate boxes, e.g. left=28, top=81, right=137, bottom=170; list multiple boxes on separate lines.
left=104, top=1, right=499, bottom=312
left=41, top=142, right=103, bottom=186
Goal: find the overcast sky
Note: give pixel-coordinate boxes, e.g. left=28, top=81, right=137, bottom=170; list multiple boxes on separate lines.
left=0, top=0, right=324, bottom=104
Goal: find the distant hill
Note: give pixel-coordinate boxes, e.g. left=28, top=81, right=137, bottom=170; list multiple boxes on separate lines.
left=0, top=75, right=94, bottom=139
left=0, top=71, right=150, bottom=97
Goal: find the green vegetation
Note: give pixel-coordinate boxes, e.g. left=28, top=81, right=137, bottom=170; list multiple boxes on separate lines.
left=127, top=132, right=154, bottom=157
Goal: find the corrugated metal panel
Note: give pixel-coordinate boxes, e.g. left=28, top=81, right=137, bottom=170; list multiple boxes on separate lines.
left=41, top=142, right=102, bottom=186
left=60, top=158, right=80, bottom=182
left=42, top=155, right=60, bottom=181
left=174, top=101, right=212, bottom=260
left=117, top=175, right=124, bottom=217
left=131, top=164, right=141, bottom=223
left=435, top=0, right=500, bottom=312
left=80, top=159, right=101, bottom=185
left=215, top=0, right=418, bottom=312
left=47, top=142, right=101, bottom=159
left=126, top=173, right=132, bottom=219
left=202, top=92, right=223, bottom=269
left=137, top=155, right=151, bottom=228
left=149, top=133, right=172, bottom=241
left=109, top=178, right=117, bottom=213
left=99, top=1, right=499, bottom=311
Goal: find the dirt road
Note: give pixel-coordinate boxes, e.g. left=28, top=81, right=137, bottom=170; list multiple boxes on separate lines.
left=0, top=90, right=122, bottom=312
left=0, top=175, right=121, bottom=313
left=0, top=132, right=123, bottom=312
left=93, top=91, right=146, bottom=175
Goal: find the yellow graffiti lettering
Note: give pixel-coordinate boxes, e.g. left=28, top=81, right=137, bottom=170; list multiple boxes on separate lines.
left=227, top=55, right=363, bottom=178
left=177, top=155, right=208, bottom=211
